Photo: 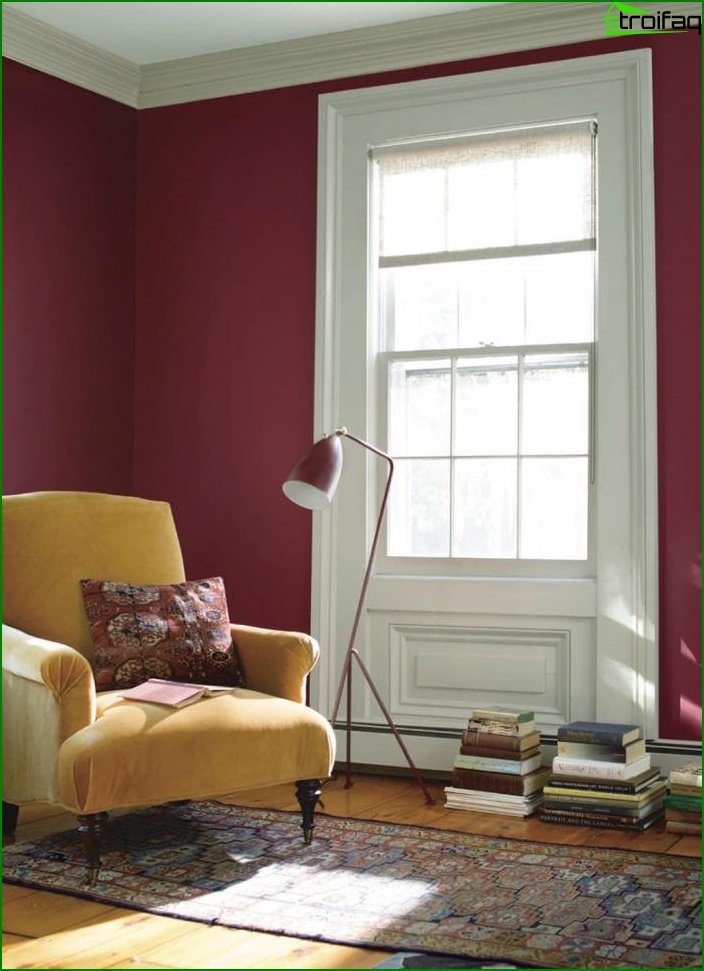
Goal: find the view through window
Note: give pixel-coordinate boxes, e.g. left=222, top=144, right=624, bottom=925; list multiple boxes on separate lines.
left=374, top=122, right=596, bottom=561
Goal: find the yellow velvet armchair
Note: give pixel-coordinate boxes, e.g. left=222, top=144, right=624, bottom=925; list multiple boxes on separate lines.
left=2, top=492, right=335, bottom=878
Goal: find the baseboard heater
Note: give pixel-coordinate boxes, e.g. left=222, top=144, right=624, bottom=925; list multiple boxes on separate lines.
left=331, top=720, right=701, bottom=757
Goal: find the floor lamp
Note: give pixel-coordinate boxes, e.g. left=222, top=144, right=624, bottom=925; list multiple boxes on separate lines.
left=283, top=427, right=435, bottom=806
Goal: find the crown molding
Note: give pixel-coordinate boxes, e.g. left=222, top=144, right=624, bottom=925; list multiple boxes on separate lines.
left=138, top=1, right=700, bottom=108
left=2, top=2, right=700, bottom=110
left=2, top=5, right=139, bottom=107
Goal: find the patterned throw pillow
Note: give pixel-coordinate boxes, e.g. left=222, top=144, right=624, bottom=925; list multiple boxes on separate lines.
left=80, top=577, right=245, bottom=691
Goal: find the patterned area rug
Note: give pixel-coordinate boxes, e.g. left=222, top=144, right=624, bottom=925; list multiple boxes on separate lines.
left=3, top=802, right=701, bottom=968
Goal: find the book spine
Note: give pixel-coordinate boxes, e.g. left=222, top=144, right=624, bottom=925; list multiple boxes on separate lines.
left=541, top=806, right=650, bottom=825
left=665, top=795, right=703, bottom=811
left=539, top=810, right=662, bottom=830
left=470, top=709, right=534, bottom=724
left=446, top=802, right=537, bottom=818
left=556, top=740, right=646, bottom=762
left=458, top=744, right=538, bottom=760
left=461, top=730, right=524, bottom=751
left=551, top=756, right=648, bottom=780
left=454, top=755, right=526, bottom=774
left=669, top=783, right=702, bottom=797
left=665, top=820, right=702, bottom=834
left=544, top=782, right=665, bottom=803
left=466, top=721, right=535, bottom=737
left=665, top=807, right=702, bottom=822
left=669, top=772, right=702, bottom=787
left=452, top=769, right=526, bottom=795
left=542, top=799, right=650, bottom=816
left=547, top=775, right=646, bottom=794
left=556, top=727, right=630, bottom=746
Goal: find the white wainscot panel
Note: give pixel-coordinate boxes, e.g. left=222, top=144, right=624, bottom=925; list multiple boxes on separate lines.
left=386, top=622, right=574, bottom=730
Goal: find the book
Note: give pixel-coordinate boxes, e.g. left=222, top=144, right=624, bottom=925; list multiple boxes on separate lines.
left=445, top=802, right=540, bottom=818
left=461, top=729, right=541, bottom=752
left=665, top=793, right=702, bottom=812
left=444, top=787, right=542, bottom=817
left=551, top=754, right=651, bottom=781
left=119, top=678, right=233, bottom=708
left=454, top=752, right=543, bottom=775
left=669, top=761, right=702, bottom=787
left=469, top=708, right=535, bottom=724
left=556, top=721, right=641, bottom=747
left=466, top=720, right=537, bottom=738
left=542, top=795, right=664, bottom=817
left=546, top=767, right=660, bottom=794
left=459, top=744, right=540, bottom=761
left=665, top=807, right=702, bottom=823
left=670, top=782, right=703, bottom=797
left=539, top=807, right=664, bottom=831
left=665, top=820, right=702, bottom=834
left=556, top=738, right=647, bottom=763
left=543, top=779, right=666, bottom=804
left=452, top=767, right=551, bottom=796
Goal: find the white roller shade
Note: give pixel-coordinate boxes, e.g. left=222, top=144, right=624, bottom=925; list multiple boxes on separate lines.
left=374, top=121, right=596, bottom=260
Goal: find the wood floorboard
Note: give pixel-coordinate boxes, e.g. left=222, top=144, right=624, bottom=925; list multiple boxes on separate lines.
left=2, top=910, right=196, bottom=969
left=2, top=934, right=32, bottom=946
left=3, top=774, right=700, bottom=969
left=1, top=889, right=116, bottom=939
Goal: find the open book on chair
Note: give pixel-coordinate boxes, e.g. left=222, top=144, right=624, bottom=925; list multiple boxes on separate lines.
left=119, top=678, right=234, bottom=708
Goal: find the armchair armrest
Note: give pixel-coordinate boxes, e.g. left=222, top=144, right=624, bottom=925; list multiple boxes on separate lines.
left=2, top=624, right=96, bottom=740
left=230, top=624, right=320, bottom=704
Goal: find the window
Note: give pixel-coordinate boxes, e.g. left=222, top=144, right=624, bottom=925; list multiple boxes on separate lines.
left=373, top=123, right=596, bottom=561
left=313, top=52, right=658, bottom=745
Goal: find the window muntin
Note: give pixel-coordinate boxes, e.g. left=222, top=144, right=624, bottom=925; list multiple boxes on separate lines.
left=375, top=121, right=596, bottom=562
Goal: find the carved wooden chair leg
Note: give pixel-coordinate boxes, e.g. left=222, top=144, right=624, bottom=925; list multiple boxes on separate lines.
left=295, top=779, right=322, bottom=845
left=77, top=812, right=109, bottom=884
left=2, top=801, right=19, bottom=838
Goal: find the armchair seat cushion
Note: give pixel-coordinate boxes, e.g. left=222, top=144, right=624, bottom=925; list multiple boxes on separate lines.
left=57, top=689, right=335, bottom=815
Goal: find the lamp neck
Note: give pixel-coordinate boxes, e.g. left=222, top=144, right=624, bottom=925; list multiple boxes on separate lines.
left=333, top=427, right=393, bottom=465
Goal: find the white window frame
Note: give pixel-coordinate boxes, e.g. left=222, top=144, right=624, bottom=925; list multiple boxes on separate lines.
left=312, top=50, right=658, bottom=737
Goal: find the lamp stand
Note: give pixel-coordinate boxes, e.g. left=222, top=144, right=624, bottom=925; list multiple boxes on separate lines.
left=328, top=430, right=436, bottom=806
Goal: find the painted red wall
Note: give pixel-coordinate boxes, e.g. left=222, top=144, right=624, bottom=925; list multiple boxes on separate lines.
left=134, top=33, right=701, bottom=740
left=650, top=37, right=702, bottom=741
left=3, top=59, right=137, bottom=495
left=4, top=29, right=698, bottom=738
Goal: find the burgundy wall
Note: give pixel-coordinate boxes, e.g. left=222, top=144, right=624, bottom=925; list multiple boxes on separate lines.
left=3, top=60, right=137, bottom=496
left=3, top=29, right=699, bottom=739
left=651, top=38, right=702, bottom=740
left=134, top=33, right=701, bottom=739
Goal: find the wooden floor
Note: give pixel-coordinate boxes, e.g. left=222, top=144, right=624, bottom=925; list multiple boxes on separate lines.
left=3, top=775, right=701, bottom=969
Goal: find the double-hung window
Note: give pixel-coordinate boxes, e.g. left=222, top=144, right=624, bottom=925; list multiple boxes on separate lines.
left=374, top=123, right=596, bottom=568
left=314, top=53, right=657, bottom=755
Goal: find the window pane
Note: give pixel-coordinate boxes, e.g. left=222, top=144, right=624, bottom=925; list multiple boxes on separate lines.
left=516, top=152, right=592, bottom=244
left=381, top=170, right=445, bottom=256
left=455, top=356, right=518, bottom=455
left=458, top=259, right=525, bottom=348
left=383, top=264, right=458, bottom=350
left=447, top=161, right=515, bottom=250
left=453, top=459, right=517, bottom=558
left=524, top=250, right=594, bottom=344
left=389, top=360, right=451, bottom=456
left=522, top=353, right=589, bottom=455
left=520, top=458, right=588, bottom=559
left=388, top=459, right=450, bottom=556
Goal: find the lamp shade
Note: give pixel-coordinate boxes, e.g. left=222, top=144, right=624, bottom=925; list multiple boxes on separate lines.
left=282, top=434, right=343, bottom=510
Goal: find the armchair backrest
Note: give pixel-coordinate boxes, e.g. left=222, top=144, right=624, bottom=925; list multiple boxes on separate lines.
left=2, top=492, right=186, bottom=661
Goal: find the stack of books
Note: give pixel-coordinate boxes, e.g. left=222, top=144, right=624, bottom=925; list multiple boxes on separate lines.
left=665, top=761, right=702, bottom=835
left=539, top=721, right=666, bottom=831
left=444, top=708, right=549, bottom=817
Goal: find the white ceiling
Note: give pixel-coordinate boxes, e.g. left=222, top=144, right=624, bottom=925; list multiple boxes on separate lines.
left=4, top=2, right=508, bottom=65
